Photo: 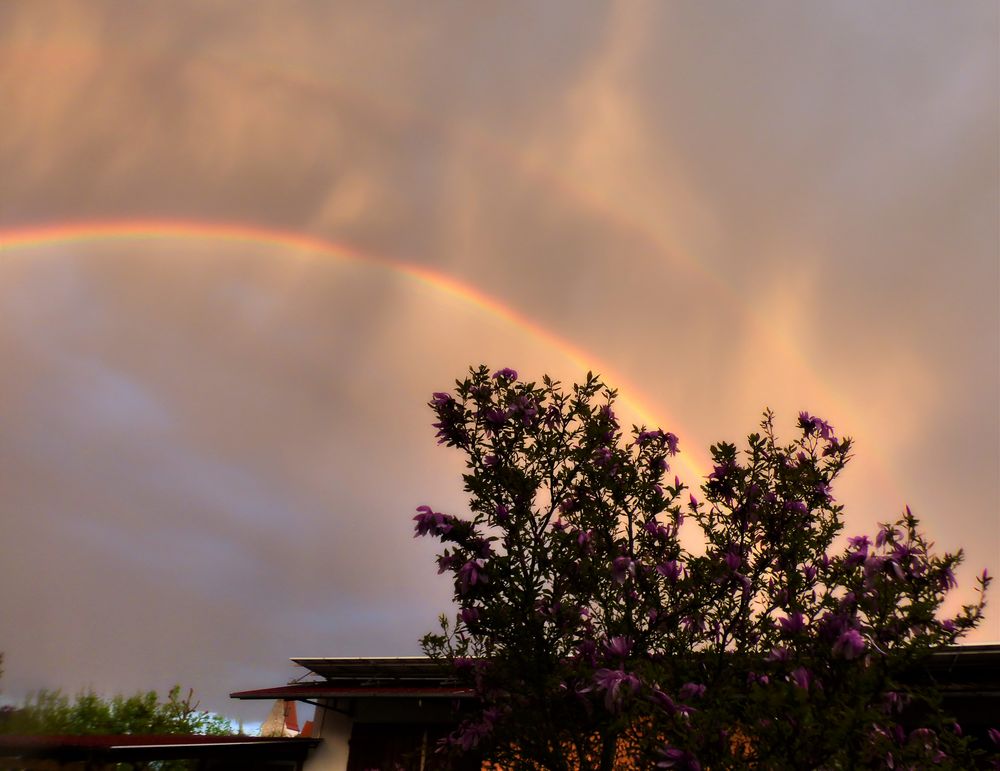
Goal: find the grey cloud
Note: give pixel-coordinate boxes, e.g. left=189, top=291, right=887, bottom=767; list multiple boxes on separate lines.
left=0, top=0, right=996, bottom=721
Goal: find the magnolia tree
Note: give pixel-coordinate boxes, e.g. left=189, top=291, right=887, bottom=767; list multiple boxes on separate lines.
left=415, top=366, right=994, bottom=770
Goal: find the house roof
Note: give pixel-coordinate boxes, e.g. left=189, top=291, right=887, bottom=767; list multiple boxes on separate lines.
left=290, top=656, right=459, bottom=683
left=230, top=684, right=474, bottom=701
left=231, top=645, right=1000, bottom=705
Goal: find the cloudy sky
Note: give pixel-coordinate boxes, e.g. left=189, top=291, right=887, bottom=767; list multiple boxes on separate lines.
left=0, top=2, right=997, bottom=723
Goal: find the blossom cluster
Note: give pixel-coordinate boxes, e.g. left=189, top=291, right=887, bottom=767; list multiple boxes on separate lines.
left=415, top=366, right=994, bottom=769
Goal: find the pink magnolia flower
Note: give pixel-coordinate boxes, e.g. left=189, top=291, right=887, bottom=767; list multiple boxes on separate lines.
left=457, top=560, right=488, bottom=595
left=876, top=525, right=900, bottom=548
left=656, top=560, right=682, bottom=582
left=679, top=682, right=706, bottom=700
left=491, top=367, right=518, bottom=381
left=612, top=556, right=636, bottom=584
left=657, top=746, right=701, bottom=770
left=798, top=411, right=834, bottom=440
left=593, top=668, right=640, bottom=711
left=637, top=429, right=664, bottom=445
left=460, top=606, right=480, bottom=624
left=431, top=392, right=453, bottom=407
left=790, top=666, right=812, bottom=690
left=413, top=506, right=452, bottom=537
left=482, top=407, right=508, bottom=432
left=778, top=612, right=805, bottom=636
left=767, top=647, right=791, bottom=663
left=832, top=628, right=866, bottom=660
left=594, top=446, right=613, bottom=466
left=604, top=636, right=632, bottom=658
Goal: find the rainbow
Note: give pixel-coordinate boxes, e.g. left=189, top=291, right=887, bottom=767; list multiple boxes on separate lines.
left=4, top=39, right=886, bottom=492
left=0, top=218, right=710, bottom=481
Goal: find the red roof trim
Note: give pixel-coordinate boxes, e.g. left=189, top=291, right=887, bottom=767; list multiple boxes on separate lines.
left=0, top=735, right=317, bottom=749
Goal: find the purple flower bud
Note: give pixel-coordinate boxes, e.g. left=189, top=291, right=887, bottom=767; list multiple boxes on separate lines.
left=483, top=454, right=498, bottom=467
left=612, top=556, right=635, bottom=584
left=453, top=719, right=491, bottom=751
left=483, top=407, right=508, bottom=432
left=637, top=429, right=663, bottom=445
left=605, top=636, right=632, bottom=658
left=460, top=606, right=480, bottom=624
left=507, top=394, right=538, bottom=424
left=594, top=446, right=613, bottom=466
left=491, top=367, right=518, bottom=381
left=798, top=411, right=834, bottom=440
left=888, top=559, right=905, bottom=581
left=832, top=628, right=865, bottom=660
left=790, top=666, right=812, bottom=690
left=679, top=682, right=706, bottom=700
left=657, top=746, right=701, bottom=770
left=785, top=500, right=808, bottom=516
left=846, top=535, right=871, bottom=566
left=457, top=559, right=488, bottom=594
left=593, top=668, right=640, bottom=711
left=875, top=525, right=899, bottom=548
left=644, top=518, right=673, bottom=542
left=708, top=463, right=730, bottom=481
left=495, top=504, right=510, bottom=523
left=767, top=647, right=791, bottom=663
left=413, top=505, right=453, bottom=537
left=649, top=688, right=677, bottom=714
left=431, top=392, right=453, bottom=407
left=778, top=612, right=806, bottom=636
left=656, top=560, right=682, bottom=582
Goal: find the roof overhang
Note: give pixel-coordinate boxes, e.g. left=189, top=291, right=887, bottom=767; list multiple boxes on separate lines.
left=230, top=684, right=474, bottom=700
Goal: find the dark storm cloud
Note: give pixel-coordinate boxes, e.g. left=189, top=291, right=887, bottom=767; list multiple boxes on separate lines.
left=0, top=1, right=996, bottom=722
